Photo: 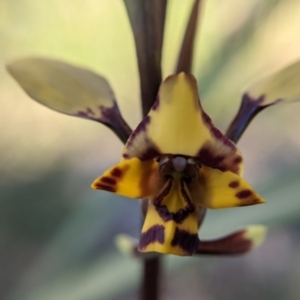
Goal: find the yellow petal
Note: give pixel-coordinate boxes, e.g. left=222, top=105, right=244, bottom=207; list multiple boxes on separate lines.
left=246, top=60, right=300, bottom=105
left=138, top=178, right=199, bottom=256
left=91, top=158, right=158, bottom=199
left=192, top=166, right=266, bottom=208
left=243, top=225, right=267, bottom=249
left=123, top=73, right=243, bottom=174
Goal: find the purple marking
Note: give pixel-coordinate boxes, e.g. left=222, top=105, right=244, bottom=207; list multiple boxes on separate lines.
left=124, top=116, right=160, bottom=160
left=139, top=146, right=160, bottom=161
left=202, top=112, right=236, bottom=150
left=101, top=176, right=116, bottom=185
left=111, top=168, right=123, bottom=177
left=127, top=116, right=151, bottom=146
left=98, top=102, right=119, bottom=123
left=171, top=228, right=199, bottom=255
left=234, top=156, right=243, bottom=164
left=197, top=148, right=225, bottom=169
left=236, top=189, right=252, bottom=199
left=153, top=180, right=195, bottom=224
left=229, top=181, right=239, bottom=188
left=77, top=107, right=96, bottom=119
left=153, top=180, right=173, bottom=205
left=156, top=206, right=194, bottom=223
left=94, top=183, right=116, bottom=192
left=244, top=93, right=266, bottom=106
left=139, top=225, right=165, bottom=249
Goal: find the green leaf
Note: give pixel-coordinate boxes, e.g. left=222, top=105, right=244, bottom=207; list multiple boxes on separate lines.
left=123, top=0, right=167, bottom=116
left=226, top=60, right=300, bottom=143
left=7, top=57, right=132, bottom=143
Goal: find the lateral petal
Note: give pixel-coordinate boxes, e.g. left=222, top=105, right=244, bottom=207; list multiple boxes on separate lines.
left=226, top=60, right=300, bottom=143
left=91, top=158, right=158, bottom=199
left=123, top=73, right=243, bottom=174
left=192, top=166, right=266, bottom=208
left=6, top=57, right=131, bottom=143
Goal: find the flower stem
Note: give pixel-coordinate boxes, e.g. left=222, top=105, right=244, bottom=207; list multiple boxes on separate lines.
left=141, top=256, right=161, bottom=300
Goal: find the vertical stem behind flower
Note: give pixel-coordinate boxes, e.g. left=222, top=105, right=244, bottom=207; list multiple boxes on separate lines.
left=123, top=0, right=167, bottom=116
left=176, top=0, right=202, bottom=74
left=123, top=2, right=167, bottom=299
left=141, top=257, right=161, bottom=300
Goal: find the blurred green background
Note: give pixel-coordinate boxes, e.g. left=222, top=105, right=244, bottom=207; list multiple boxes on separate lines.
left=1, top=0, right=300, bottom=299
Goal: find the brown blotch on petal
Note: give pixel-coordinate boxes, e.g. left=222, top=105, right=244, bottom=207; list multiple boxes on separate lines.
left=111, top=167, right=123, bottom=178
left=139, top=147, right=160, bottom=161
left=171, top=227, right=199, bottom=255
left=236, top=189, right=253, bottom=199
left=229, top=181, right=240, bottom=188
left=101, top=176, right=117, bottom=185
left=93, top=183, right=116, bottom=192
left=234, top=156, right=243, bottom=164
left=197, top=147, right=225, bottom=169
left=139, top=225, right=165, bottom=250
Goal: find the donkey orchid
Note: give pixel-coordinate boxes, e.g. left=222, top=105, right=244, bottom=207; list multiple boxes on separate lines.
left=6, top=1, right=300, bottom=259
left=92, top=72, right=265, bottom=255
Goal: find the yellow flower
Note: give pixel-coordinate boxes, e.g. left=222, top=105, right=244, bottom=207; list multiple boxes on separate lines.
left=92, top=73, right=265, bottom=256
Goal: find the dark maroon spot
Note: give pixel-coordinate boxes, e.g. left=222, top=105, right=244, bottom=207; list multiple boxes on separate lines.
left=229, top=181, right=239, bottom=188
left=122, top=153, right=129, bottom=159
left=139, top=225, right=165, bottom=249
left=101, top=177, right=116, bottom=185
left=197, top=148, right=225, bottom=169
left=77, top=107, right=96, bottom=119
left=171, top=228, right=199, bottom=255
left=98, top=103, right=119, bottom=123
left=152, top=96, right=160, bottom=110
left=236, top=189, right=252, bottom=199
left=111, top=167, right=123, bottom=178
left=234, top=156, right=242, bottom=164
left=94, top=183, right=116, bottom=192
left=139, top=147, right=160, bottom=161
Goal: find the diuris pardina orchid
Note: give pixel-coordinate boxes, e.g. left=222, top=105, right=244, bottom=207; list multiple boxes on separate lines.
left=91, top=72, right=265, bottom=256
left=7, top=0, right=300, bottom=259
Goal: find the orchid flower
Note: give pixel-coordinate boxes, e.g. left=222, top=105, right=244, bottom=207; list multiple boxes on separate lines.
left=91, top=72, right=265, bottom=255
left=6, top=1, right=300, bottom=260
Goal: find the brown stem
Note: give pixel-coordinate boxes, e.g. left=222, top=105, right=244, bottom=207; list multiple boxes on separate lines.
left=176, top=0, right=201, bottom=74
left=140, top=198, right=161, bottom=300
left=141, top=256, right=161, bottom=300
